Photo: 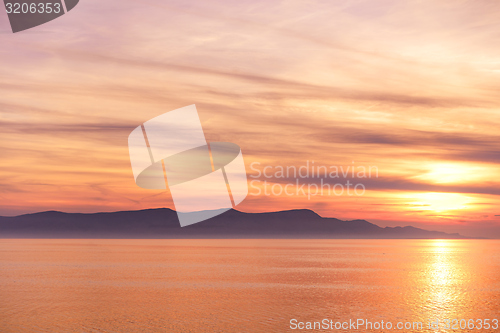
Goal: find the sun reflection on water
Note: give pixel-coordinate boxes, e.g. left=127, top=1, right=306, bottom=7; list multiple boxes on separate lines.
left=416, top=240, right=469, bottom=332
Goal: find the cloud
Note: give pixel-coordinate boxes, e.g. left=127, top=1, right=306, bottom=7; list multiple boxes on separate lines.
left=0, top=0, right=500, bottom=237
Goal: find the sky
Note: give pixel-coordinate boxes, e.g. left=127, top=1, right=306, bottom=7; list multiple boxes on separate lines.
left=1, top=0, right=500, bottom=237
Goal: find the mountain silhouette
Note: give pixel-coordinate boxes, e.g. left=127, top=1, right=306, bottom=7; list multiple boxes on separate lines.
left=0, top=208, right=475, bottom=239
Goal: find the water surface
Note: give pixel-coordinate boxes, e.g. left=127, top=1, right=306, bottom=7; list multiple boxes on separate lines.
left=0, top=239, right=498, bottom=332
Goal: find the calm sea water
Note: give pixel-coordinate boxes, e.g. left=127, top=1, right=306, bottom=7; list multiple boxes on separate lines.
left=0, top=239, right=499, bottom=332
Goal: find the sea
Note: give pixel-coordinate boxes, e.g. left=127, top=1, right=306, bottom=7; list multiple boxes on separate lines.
left=0, top=239, right=499, bottom=332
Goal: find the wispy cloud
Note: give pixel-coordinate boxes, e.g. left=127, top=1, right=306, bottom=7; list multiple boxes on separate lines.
left=1, top=0, right=500, bottom=236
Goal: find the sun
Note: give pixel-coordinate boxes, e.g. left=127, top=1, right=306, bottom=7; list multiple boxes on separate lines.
left=408, top=192, right=471, bottom=213
left=414, top=162, right=491, bottom=185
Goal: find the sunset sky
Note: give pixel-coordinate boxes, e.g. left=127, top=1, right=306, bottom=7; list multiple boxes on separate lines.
left=1, top=0, right=500, bottom=237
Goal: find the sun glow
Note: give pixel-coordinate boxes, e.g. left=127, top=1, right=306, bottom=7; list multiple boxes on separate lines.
left=407, top=192, right=472, bottom=213
left=415, top=163, right=491, bottom=184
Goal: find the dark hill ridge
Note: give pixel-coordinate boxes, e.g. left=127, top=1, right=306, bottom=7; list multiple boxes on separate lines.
left=0, top=208, right=473, bottom=239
